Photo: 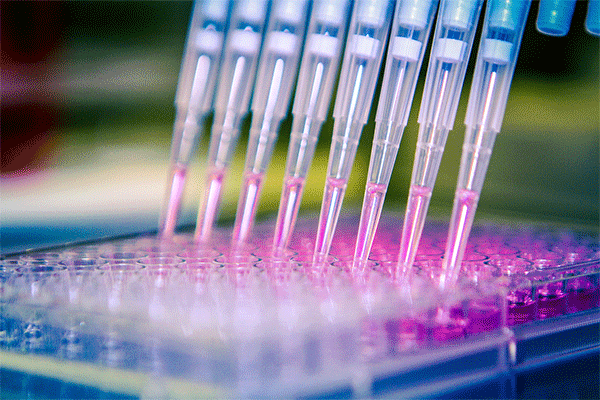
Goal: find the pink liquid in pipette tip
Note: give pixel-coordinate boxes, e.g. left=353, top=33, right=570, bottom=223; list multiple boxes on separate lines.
left=313, top=177, right=347, bottom=261
left=354, top=182, right=387, bottom=264
left=440, top=188, right=480, bottom=289
left=160, top=166, right=187, bottom=237
left=194, top=168, right=226, bottom=243
left=232, top=171, right=264, bottom=245
left=273, top=176, right=306, bottom=252
left=397, top=185, right=433, bottom=276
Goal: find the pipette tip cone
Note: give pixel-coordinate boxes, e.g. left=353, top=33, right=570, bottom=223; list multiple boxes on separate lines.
left=439, top=188, right=479, bottom=290
left=194, top=167, right=226, bottom=243
left=313, top=177, right=348, bottom=260
left=353, top=182, right=387, bottom=265
left=397, top=184, right=433, bottom=278
left=159, top=165, right=187, bottom=238
left=273, top=175, right=306, bottom=252
left=232, top=171, right=264, bottom=245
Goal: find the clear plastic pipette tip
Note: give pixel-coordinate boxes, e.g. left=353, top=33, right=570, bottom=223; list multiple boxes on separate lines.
left=232, top=171, right=264, bottom=245
left=397, top=184, right=433, bottom=278
left=313, top=177, right=347, bottom=263
left=439, top=188, right=479, bottom=290
left=353, top=182, right=387, bottom=264
left=159, top=165, right=187, bottom=237
left=273, top=176, right=306, bottom=253
left=194, top=167, right=226, bottom=243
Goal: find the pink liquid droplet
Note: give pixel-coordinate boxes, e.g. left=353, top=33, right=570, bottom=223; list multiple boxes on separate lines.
left=397, top=185, right=433, bottom=275
left=160, top=165, right=187, bottom=237
left=232, top=171, right=264, bottom=245
left=354, top=182, right=387, bottom=263
left=440, top=188, right=480, bottom=289
left=313, top=177, right=347, bottom=261
left=194, top=168, right=226, bottom=243
left=273, top=176, right=306, bottom=252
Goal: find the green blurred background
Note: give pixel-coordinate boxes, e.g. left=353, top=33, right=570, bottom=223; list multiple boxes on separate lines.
left=2, top=1, right=598, bottom=253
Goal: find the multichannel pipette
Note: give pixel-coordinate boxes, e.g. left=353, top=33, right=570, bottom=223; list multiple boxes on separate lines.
left=313, top=0, right=394, bottom=262
left=396, top=0, right=483, bottom=277
left=352, top=0, right=438, bottom=264
left=159, top=0, right=229, bottom=237
left=439, top=0, right=531, bottom=290
left=272, top=0, right=352, bottom=252
left=231, top=0, right=309, bottom=245
left=194, top=0, right=269, bottom=243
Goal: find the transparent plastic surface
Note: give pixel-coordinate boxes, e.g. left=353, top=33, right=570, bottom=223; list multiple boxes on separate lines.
left=175, top=0, right=228, bottom=118
left=194, top=167, right=226, bottom=242
left=354, top=182, right=387, bottom=263
left=417, top=0, right=483, bottom=131
left=314, top=177, right=348, bottom=261
left=397, top=184, right=433, bottom=275
left=442, top=0, right=531, bottom=290
left=232, top=171, right=264, bottom=244
left=1, top=216, right=599, bottom=398
left=195, top=0, right=269, bottom=241
left=272, top=0, right=352, bottom=252
left=328, top=0, right=395, bottom=181
left=464, top=0, right=531, bottom=132
left=273, top=176, right=306, bottom=251
left=439, top=188, right=479, bottom=289
left=369, top=0, right=438, bottom=186
left=355, top=1, right=437, bottom=268
left=313, top=0, right=393, bottom=260
left=397, top=0, right=483, bottom=278
left=160, top=165, right=187, bottom=236
left=159, top=0, right=229, bottom=236
left=352, top=0, right=439, bottom=263
left=233, top=0, right=310, bottom=244
left=245, top=0, right=309, bottom=176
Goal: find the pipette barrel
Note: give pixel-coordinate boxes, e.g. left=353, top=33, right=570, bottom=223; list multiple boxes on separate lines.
left=440, top=0, right=531, bottom=290
left=159, top=0, right=229, bottom=236
left=397, top=0, right=483, bottom=275
left=232, top=0, right=309, bottom=244
left=194, top=0, right=269, bottom=242
left=314, top=0, right=394, bottom=260
left=272, top=0, right=352, bottom=252
left=353, top=0, right=438, bottom=263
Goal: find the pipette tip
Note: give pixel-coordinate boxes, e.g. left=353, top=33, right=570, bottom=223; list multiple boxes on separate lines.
left=273, top=175, right=306, bottom=252
left=313, top=177, right=348, bottom=259
left=397, top=184, right=433, bottom=278
left=194, top=167, right=226, bottom=243
left=159, top=165, right=187, bottom=237
left=353, top=182, right=387, bottom=265
left=232, top=171, right=264, bottom=245
left=440, top=188, right=479, bottom=290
